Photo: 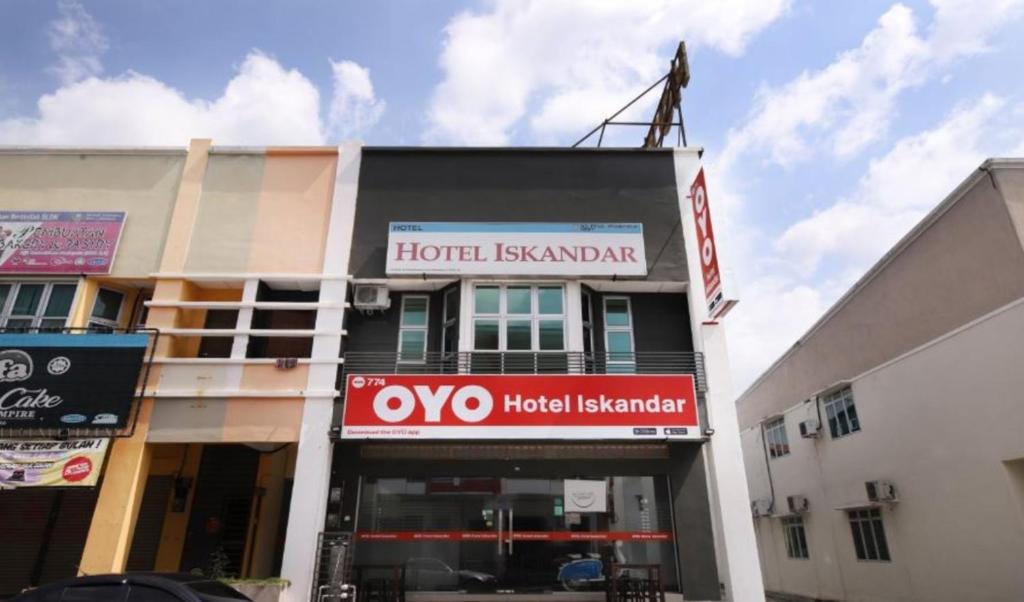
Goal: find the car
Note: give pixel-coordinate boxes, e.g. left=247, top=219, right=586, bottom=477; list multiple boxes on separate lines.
left=403, top=558, right=496, bottom=592
left=8, top=573, right=253, bottom=602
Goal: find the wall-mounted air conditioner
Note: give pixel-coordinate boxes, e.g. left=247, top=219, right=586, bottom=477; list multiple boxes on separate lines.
left=866, top=480, right=898, bottom=503
left=799, top=419, right=820, bottom=438
left=787, top=495, right=809, bottom=514
left=353, top=284, right=391, bottom=311
left=751, top=498, right=772, bottom=518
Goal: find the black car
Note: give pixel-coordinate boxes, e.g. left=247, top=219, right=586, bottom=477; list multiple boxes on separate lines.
left=8, top=573, right=253, bottom=602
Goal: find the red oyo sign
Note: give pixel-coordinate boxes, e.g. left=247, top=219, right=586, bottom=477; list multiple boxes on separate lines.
left=690, top=169, right=725, bottom=318
left=341, top=374, right=699, bottom=440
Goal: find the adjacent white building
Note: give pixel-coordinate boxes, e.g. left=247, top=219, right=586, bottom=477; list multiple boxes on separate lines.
left=736, top=159, right=1024, bottom=601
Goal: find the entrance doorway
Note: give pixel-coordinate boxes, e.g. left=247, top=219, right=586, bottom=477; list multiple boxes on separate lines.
left=353, top=476, right=676, bottom=596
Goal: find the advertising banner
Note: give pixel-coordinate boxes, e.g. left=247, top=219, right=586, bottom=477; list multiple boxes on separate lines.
left=0, top=438, right=109, bottom=488
left=689, top=170, right=725, bottom=318
left=386, top=223, right=647, bottom=277
left=341, top=374, right=699, bottom=440
left=0, top=211, right=126, bottom=274
left=0, top=333, right=149, bottom=429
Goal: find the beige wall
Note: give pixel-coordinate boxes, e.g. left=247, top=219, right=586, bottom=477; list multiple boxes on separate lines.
left=0, top=151, right=185, bottom=277
left=745, top=298, right=1024, bottom=601
left=738, top=163, right=1024, bottom=429
left=184, top=154, right=265, bottom=273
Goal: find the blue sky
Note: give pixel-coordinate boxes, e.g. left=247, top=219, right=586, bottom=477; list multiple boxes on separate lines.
left=1, top=0, right=1023, bottom=390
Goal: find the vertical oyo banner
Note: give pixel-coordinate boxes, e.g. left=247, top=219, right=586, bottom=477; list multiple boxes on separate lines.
left=689, top=169, right=725, bottom=318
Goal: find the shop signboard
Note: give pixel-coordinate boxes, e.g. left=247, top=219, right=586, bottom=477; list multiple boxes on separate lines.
left=341, top=374, right=699, bottom=440
left=0, top=211, right=126, bottom=274
left=0, top=438, right=109, bottom=488
left=386, top=222, right=647, bottom=277
left=564, top=479, right=608, bottom=513
left=0, top=333, right=149, bottom=429
left=689, top=170, right=726, bottom=317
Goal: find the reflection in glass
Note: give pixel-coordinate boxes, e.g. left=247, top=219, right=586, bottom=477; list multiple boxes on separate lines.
left=475, top=286, right=500, bottom=314
left=506, top=287, right=531, bottom=314
left=537, top=287, right=563, bottom=314
left=474, top=319, right=499, bottom=350
left=539, top=320, right=564, bottom=350
left=506, top=320, right=531, bottom=350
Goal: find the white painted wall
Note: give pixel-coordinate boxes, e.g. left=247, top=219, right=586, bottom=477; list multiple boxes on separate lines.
left=743, top=297, right=1024, bottom=601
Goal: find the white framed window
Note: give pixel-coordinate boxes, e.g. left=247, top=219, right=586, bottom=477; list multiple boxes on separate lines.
left=765, top=417, right=790, bottom=458
left=0, top=281, right=77, bottom=331
left=848, top=508, right=890, bottom=561
left=471, top=284, right=565, bottom=351
left=88, top=288, right=126, bottom=332
left=441, top=287, right=459, bottom=357
left=823, top=386, right=860, bottom=439
left=603, top=296, right=635, bottom=372
left=581, top=290, right=595, bottom=356
left=398, top=295, right=429, bottom=363
left=783, top=516, right=809, bottom=559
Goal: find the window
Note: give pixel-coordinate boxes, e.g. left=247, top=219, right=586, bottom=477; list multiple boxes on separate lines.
left=398, top=295, right=429, bottom=362
left=0, top=282, right=76, bottom=331
left=88, top=288, right=125, bottom=332
left=765, top=418, right=790, bottom=458
left=581, top=290, right=595, bottom=355
left=472, top=284, right=565, bottom=351
left=823, top=386, right=860, bottom=439
left=847, top=508, right=890, bottom=561
left=441, top=287, right=459, bottom=357
left=603, top=296, right=635, bottom=372
left=783, top=516, right=809, bottom=559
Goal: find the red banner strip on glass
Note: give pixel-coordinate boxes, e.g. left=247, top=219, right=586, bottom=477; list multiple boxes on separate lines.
left=355, top=531, right=672, bottom=542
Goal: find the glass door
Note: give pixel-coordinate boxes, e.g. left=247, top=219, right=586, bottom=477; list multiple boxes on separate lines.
left=354, top=476, right=678, bottom=595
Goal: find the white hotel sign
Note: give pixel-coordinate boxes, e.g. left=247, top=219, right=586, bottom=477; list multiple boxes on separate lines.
left=386, top=222, right=647, bottom=277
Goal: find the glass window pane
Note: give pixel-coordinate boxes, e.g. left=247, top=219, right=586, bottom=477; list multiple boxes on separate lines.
left=506, top=286, right=531, bottom=314
left=12, top=284, right=43, bottom=315
left=849, top=516, right=867, bottom=560
left=40, top=318, right=67, bottom=332
left=605, top=298, right=630, bottom=326
left=506, top=320, right=532, bottom=350
left=607, top=331, right=633, bottom=353
left=443, top=324, right=457, bottom=353
left=474, top=286, right=499, bottom=314
left=538, top=319, right=564, bottom=350
left=537, top=286, right=563, bottom=314
left=399, top=330, right=426, bottom=361
left=581, top=293, right=592, bottom=323
left=0, top=284, right=11, bottom=312
left=846, top=400, right=861, bottom=432
left=89, top=288, right=122, bottom=321
left=402, top=296, right=428, bottom=326
left=474, top=319, right=499, bottom=350
left=444, top=290, right=458, bottom=322
left=4, top=318, right=32, bottom=330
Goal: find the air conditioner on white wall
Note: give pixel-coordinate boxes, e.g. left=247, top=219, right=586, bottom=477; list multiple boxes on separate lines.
left=787, top=495, right=809, bottom=514
left=799, top=419, right=820, bottom=438
left=866, top=480, right=898, bottom=503
left=353, top=284, right=390, bottom=311
left=751, top=498, right=772, bottom=518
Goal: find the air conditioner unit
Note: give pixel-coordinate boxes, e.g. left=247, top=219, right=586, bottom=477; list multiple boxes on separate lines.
left=353, top=284, right=391, bottom=310
left=787, top=495, right=809, bottom=514
left=751, top=498, right=772, bottom=518
left=798, top=419, right=820, bottom=438
left=866, top=480, right=898, bottom=503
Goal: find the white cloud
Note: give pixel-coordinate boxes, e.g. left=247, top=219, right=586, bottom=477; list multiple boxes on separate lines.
left=720, top=0, right=1024, bottom=169
left=0, top=52, right=324, bottom=146
left=425, top=0, right=792, bottom=145
left=776, top=93, right=1008, bottom=273
left=48, top=0, right=108, bottom=85
left=327, top=60, right=386, bottom=140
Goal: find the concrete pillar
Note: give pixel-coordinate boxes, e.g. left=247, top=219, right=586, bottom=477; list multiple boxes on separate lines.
left=279, top=142, right=361, bottom=601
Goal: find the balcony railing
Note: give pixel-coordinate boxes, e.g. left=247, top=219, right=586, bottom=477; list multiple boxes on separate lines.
left=342, top=351, right=707, bottom=392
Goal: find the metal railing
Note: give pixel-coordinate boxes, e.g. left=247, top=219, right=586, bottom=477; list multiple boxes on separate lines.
left=312, top=532, right=355, bottom=602
left=342, top=351, right=706, bottom=392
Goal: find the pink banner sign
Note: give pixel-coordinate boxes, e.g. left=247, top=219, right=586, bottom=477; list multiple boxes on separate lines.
left=0, top=211, right=125, bottom=274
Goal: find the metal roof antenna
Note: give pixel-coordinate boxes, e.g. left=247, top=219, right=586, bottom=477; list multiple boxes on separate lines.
left=572, top=41, right=691, bottom=149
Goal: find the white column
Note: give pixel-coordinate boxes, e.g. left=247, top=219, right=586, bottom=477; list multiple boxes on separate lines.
left=674, top=149, right=765, bottom=602
left=279, top=142, right=362, bottom=602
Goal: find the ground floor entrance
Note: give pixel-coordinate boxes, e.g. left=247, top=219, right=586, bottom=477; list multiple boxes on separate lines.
left=328, top=443, right=722, bottom=600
